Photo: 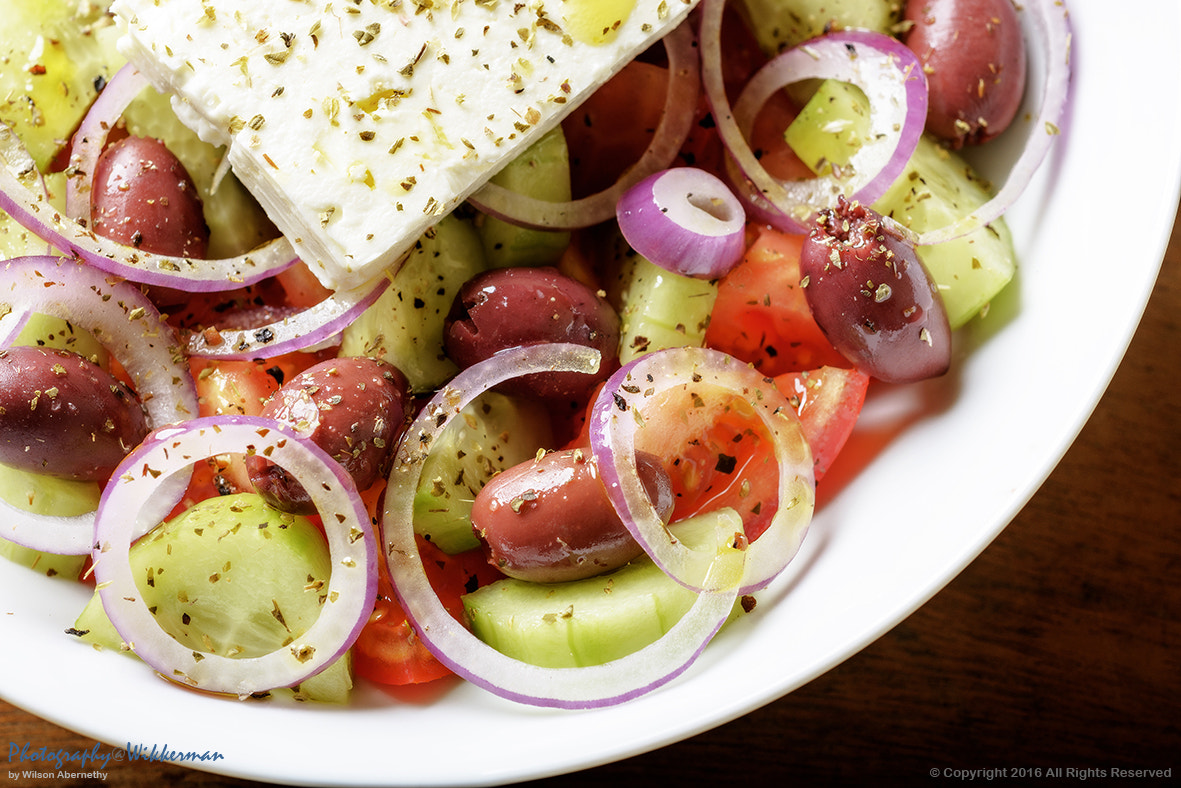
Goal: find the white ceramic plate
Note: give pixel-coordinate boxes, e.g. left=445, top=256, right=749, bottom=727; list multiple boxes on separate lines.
left=2, top=1, right=1179, bottom=785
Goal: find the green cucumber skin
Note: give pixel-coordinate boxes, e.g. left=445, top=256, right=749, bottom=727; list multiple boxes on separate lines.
left=872, top=136, right=1016, bottom=329
left=463, top=558, right=701, bottom=668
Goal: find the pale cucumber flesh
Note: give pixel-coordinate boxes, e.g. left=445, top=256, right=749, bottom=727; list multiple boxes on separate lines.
left=462, top=510, right=746, bottom=668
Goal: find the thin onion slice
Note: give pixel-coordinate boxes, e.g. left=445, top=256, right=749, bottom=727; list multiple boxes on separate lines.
left=0, top=255, right=198, bottom=554
left=184, top=274, right=389, bottom=359
left=589, top=346, right=815, bottom=594
left=616, top=167, right=747, bottom=279
left=907, top=0, right=1073, bottom=246
left=465, top=21, right=700, bottom=231
left=383, top=343, right=746, bottom=709
left=700, top=1, right=927, bottom=231
left=64, top=65, right=153, bottom=223
left=0, top=114, right=297, bottom=291
left=92, top=415, right=377, bottom=696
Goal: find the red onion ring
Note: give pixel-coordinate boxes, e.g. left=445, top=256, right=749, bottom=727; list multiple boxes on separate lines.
left=616, top=167, right=747, bottom=279
left=589, top=346, right=815, bottom=594
left=91, top=415, right=377, bottom=696
left=383, top=343, right=746, bottom=708
left=465, top=21, right=700, bottom=231
left=0, top=255, right=198, bottom=555
left=700, top=1, right=927, bottom=232
left=908, top=0, right=1073, bottom=246
left=0, top=114, right=297, bottom=292
left=63, top=65, right=153, bottom=223
left=184, top=275, right=390, bottom=359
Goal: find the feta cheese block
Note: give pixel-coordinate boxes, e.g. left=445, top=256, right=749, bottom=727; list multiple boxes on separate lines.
left=112, top=0, right=699, bottom=290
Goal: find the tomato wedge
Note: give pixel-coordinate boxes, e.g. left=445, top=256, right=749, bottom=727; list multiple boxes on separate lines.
left=705, top=225, right=851, bottom=376
left=774, top=366, right=871, bottom=481
left=353, top=536, right=503, bottom=686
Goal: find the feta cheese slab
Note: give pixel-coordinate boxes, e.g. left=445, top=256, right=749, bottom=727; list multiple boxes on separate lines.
left=112, top=0, right=699, bottom=290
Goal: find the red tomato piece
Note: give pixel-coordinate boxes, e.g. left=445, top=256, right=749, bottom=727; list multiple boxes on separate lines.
left=773, top=366, right=871, bottom=481
left=353, top=537, right=503, bottom=686
left=705, top=225, right=851, bottom=376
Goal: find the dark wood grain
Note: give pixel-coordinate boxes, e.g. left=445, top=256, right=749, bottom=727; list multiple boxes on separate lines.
left=4, top=203, right=1179, bottom=788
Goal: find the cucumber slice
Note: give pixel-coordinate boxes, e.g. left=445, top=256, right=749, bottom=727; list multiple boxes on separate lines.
left=414, top=391, right=555, bottom=554
left=478, top=125, right=572, bottom=269
left=462, top=509, right=746, bottom=668
left=339, top=214, right=487, bottom=393
left=73, top=493, right=352, bottom=701
left=615, top=253, right=718, bottom=363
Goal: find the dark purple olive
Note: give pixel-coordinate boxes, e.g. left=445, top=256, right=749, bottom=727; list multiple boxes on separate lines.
left=903, top=0, right=1027, bottom=147
left=443, top=267, right=620, bottom=404
left=91, top=135, right=210, bottom=258
left=0, top=346, right=149, bottom=481
left=799, top=198, right=951, bottom=383
left=471, top=449, right=673, bottom=583
left=91, top=135, right=211, bottom=306
left=246, top=356, right=411, bottom=514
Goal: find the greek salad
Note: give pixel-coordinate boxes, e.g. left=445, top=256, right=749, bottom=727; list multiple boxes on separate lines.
left=0, top=0, right=1070, bottom=709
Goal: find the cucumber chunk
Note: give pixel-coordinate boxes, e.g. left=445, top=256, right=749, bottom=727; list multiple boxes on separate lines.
left=339, top=215, right=487, bottom=393
left=786, top=79, right=1017, bottom=327
left=462, top=509, right=745, bottom=668
left=740, top=0, right=902, bottom=53
left=477, top=125, right=572, bottom=269
left=615, top=253, right=718, bottom=364
left=73, top=493, right=353, bottom=701
left=414, top=391, right=555, bottom=554
left=9, top=312, right=109, bottom=367
left=872, top=136, right=1017, bottom=328
left=785, top=79, right=871, bottom=177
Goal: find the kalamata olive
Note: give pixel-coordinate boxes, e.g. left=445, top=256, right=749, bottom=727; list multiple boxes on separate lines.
left=246, top=357, right=412, bottom=514
left=0, top=346, right=149, bottom=481
left=903, top=0, right=1027, bottom=147
left=471, top=448, right=674, bottom=583
left=799, top=198, right=951, bottom=383
left=443, top=267, right=620, bottom=403
left=91, top=135, right=210, bottom=258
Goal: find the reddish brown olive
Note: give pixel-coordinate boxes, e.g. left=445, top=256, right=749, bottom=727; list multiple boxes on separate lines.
left=91, top=135, right=211, bottom=258
left=904, top=0, right=1027, bottom=147
left=471, top=448, right=674, bottom=583
left=799, top=198, right=951, bottom=384
left=246, top=356, right=412, bottom=514
left=0, top=346, right=149, bottom=481
left=443, top=267, right=620, bottom=405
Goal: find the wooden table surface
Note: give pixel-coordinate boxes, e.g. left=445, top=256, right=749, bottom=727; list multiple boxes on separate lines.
left=3, top=202, right=1178, bottom=786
